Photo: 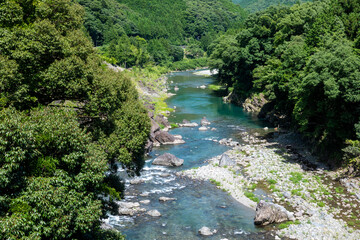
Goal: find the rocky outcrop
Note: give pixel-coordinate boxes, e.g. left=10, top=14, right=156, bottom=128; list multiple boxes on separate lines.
left=254, top=200, right=294, bottom=226
left=152, top=153, right=184, bottom=167
left=219, top=154, right=236, bottom=167
left=147, top=113, right=185, bottom=149
left=242, top=93, right=268, bottom=113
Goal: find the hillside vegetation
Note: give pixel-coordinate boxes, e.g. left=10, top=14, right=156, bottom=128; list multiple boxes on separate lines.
left=232, top=0, right=312, bottom=12
left=210, top=0, right=360, bottom=168
left=0, top=0, right=149, bottom=238
left=78, top=0, right=248, bottom=68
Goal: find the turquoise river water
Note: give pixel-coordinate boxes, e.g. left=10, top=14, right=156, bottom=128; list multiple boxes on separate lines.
left=107, top=70, right=273, bottom=239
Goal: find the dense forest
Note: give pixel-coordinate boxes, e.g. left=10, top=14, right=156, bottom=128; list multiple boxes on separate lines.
left=232, top=0, right=312, bottom=12
left=0, top=0, right=149, bottom=238
left=210, top=0, right=360, bottom=168
left=78, top=0, right=248, bottom=68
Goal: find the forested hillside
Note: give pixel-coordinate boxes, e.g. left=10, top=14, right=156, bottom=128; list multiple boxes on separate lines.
left=232, top=0, right=312, bottom=12
left=0, top=0, right=149, bottom=238
left=210, top=0, right=360, bottom=167
left=78, top=0, right=247, bottom=68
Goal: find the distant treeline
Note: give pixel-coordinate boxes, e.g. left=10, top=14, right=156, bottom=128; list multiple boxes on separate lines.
left=78, top=0, right=248, bottom=67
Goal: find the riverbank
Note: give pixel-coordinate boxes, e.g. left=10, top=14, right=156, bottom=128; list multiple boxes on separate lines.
left=182, top=131, right=360, bottom=240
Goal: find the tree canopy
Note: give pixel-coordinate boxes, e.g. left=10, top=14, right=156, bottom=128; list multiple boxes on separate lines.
left=210, top=0, right=360, bottom=166
left=0, top=0, right=149, bottom=238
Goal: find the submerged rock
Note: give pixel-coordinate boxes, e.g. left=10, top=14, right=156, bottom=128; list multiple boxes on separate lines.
left=147, top=210, right=162, bottom=217
left=254, top=200, right=295, bottom=226
left=159, top=197, right=177, bottom=202
left=152, top=153, right=184, bottom=167
left=219, top=154, right=236, bottom=167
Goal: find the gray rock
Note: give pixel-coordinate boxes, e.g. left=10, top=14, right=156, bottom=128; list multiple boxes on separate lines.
left=254, top=200, right=294, bottom=225
left=140, top=200, right=150, bottom=205
left=159, top=197, right=177, bottom=202
left=179, top=122, right=199, bottom=127
left=160, top=173, right=171, bottom=177
left=283, top=192, right=291, bottom=199
left=199, top=126, right=208, bottom=131
left=147, top=210, right=161, bottom=217
left=201, top=117, right=211, bottom=126
left=198, top=226, right=213, bottom=236
left=155, top=131, right=175, bottom=144
left=219, top=154, right=236, bottom=167
left=130, top=179, right=144, bottom=185
left=152, top=153, right=184, bottom=167
left=140, top=192, right=150, bottom=197
left=100, top=221, right=114, bottom=230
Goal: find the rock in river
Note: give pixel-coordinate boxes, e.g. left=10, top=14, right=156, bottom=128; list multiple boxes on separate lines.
left=147, top=210, right=162, bottom=217
left=152, top=153, right=184, bottom=167
left=254, top=200, right=295, bottom=226
left=198, top=226, right=216, bottom=236
left=159, top=197, right=177, bottom=202
left=200, top=117, right=211, bottom=126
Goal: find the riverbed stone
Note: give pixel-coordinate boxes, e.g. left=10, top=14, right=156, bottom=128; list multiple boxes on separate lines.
left=201, top=117, right=211, bottom=126
left=199, top=126, right=208, bottom=131
left=140, top=200, right=150, bottom=205
left=147, top=210, right=162, bottom=217
left=159, top=197, right=177, bottom=202
left=198, top=226, right=214, bottom=236
left=152, top=153, right=184, bottom=167
left=219, top=154, right=236, bottom=167
left=254, top=200, right=294, bottom=225
left=130, top=179, right=144, bottom=185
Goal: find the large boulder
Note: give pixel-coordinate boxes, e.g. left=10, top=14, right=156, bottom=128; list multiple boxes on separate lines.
left=154, top=131, right=175, bottom=143
left=152, top=153, right=184, bottom=167
left=219, top=154, right=236, bottom=167
left=254, top=200, right=295, bottom=226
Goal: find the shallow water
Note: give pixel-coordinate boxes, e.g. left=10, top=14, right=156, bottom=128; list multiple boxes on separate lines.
left=109, top=70, right=272, bottom=239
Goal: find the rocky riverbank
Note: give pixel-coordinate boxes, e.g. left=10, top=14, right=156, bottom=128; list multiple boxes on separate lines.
left=182, top=131, right=360, bottom=240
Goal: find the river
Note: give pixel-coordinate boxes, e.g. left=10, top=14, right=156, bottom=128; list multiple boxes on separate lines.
left=108, top=70, right=273, bottom=239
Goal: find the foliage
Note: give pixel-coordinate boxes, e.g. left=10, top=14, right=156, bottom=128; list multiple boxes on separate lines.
left=232, top=0, right=312, bottom=12
left=0, top=0, right=149, bottom=238
left=78, top=0, right=248, bottom=67
left=210, top=0, right=360, bottom=163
